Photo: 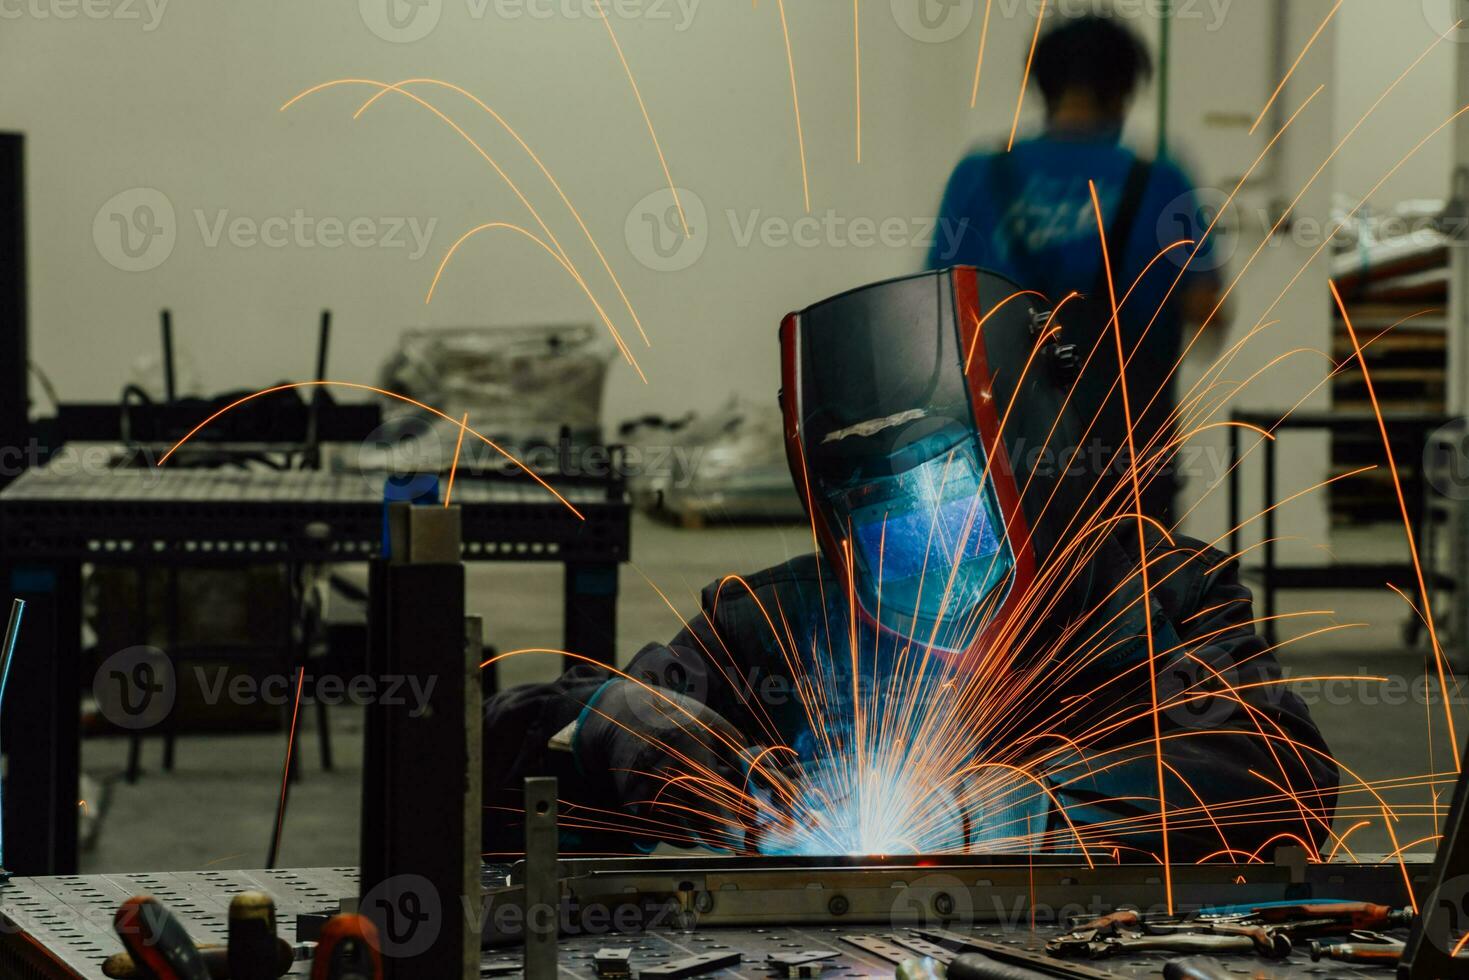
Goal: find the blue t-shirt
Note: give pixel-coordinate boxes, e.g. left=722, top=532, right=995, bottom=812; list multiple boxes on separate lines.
left=927, top=131, right=1218, bottom=371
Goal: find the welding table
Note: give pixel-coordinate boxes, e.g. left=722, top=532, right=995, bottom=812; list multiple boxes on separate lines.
left=0, top=861, right=1426, bottom=979
left=0, top=461, right=630, bottom=876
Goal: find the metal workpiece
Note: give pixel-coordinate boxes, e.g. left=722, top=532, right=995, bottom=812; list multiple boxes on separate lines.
left=384, top=500, right=461, bottom=564
left=636, top=949, right=741, bottom=978
left=523, top=777, right=560, bottom=980
left=482, top=851, right=1432, bottom=935
left=593, top=945, right=633, bottom=979
left=766, top=948, right=840, bottom=977
left=914, top=928, right=1117, bottom=979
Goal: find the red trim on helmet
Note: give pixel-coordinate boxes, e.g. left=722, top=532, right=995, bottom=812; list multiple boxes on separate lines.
left=780, top=312, right=847, bottom=592
left=949, top=266, right=1039, bottom=667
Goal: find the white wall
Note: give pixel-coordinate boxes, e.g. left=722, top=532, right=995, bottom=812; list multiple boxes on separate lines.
left=1334, top=0, right=1456, bottom=211
left=4, top=1, right=990, bottom=423
left=0, top=0, right=1368, bottom=565
left=0, top=2, right=1269, bottom=423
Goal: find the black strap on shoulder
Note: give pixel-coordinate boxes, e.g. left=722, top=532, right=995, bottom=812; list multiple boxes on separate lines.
left=990, top=151, right=1152, bottom=299
left=1090, top=157, right=1153, bottom=300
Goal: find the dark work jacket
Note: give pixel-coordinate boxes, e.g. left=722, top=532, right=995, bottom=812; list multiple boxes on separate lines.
left=483, top=528, right=1339, bottom=860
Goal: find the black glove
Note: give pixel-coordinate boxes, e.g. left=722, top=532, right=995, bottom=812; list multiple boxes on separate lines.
left=573, top=679, right=754, bottom=851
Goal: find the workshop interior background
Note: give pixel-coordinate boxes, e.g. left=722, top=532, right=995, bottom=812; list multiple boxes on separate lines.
left=0, top=0, right=1465, bottom=879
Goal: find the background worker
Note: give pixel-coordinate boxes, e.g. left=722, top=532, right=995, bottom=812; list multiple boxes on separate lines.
left=928, top=13, right=1229, bottom=523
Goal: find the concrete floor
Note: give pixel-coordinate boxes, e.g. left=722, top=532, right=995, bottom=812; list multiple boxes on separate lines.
left=80, top=516, right=1466, bottom=872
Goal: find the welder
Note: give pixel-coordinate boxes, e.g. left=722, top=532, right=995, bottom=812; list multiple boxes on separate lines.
left=482, top=267, right=1337, bottom=862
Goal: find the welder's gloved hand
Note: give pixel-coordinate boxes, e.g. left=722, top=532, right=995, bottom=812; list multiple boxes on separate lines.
left=573, top=679, right=752, bottom=852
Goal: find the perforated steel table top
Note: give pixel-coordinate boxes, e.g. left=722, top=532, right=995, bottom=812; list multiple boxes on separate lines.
left=0, top=461, right=629, bottom=563
left=0, top=867, right=1401, bottom=979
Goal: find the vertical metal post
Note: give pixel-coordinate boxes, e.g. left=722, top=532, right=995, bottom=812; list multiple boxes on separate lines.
left=360, top=503, right=478, bottom=979
left=1263, top=437, right=1278, bottom=647
left=1227, top=421, right=1240, bottom=559
left=523, top=777, right=558, bottom=980
left=563, top=563, right=618, bottom=667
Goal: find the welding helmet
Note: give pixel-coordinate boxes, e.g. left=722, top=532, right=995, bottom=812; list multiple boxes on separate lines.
left=779, top=267, right=1082, bottom=657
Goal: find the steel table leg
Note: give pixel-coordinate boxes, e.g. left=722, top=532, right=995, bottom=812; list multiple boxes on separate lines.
left=1263, top=437, right=1278, bottom=648
left=563, top=562, right=618, bottom=667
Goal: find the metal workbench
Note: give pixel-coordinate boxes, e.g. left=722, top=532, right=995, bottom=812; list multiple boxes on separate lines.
left=0, top=863, right=1419, bottom=979
left=0, top=461, right=630, bottom=876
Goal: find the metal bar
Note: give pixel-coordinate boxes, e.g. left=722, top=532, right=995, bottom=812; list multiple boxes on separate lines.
left=1227, top=420, right=1240, bottom=560
left=914, top=928, right=1116, bottom=980
left=160, top=308, right=176, bottom=405
left=1263, top=432, right=1278, bottom=647
left=523, top=776, right=558, bottom=980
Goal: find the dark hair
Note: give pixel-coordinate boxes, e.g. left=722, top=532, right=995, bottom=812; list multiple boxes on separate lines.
left=1032, top=14, right=1153, bottom=113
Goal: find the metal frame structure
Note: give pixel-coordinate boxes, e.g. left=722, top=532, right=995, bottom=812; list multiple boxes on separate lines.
left=0, top=462, right=629, bottom=876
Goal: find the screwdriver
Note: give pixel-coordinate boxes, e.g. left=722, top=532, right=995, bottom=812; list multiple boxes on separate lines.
left=1248, top=901, right=1413, bottom=935
left=228, top=891, right=279, bottom=980
left=102, top=939, right=296, bottom=979
left=112, top=896, right=211, bottom=980
left=1309, top=938, right=1404, bottom=966
left=311, top=913, right=383, bottom=980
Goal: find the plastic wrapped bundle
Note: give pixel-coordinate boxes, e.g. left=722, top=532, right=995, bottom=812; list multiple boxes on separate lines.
left=377, top=325, right=613, bottom=453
